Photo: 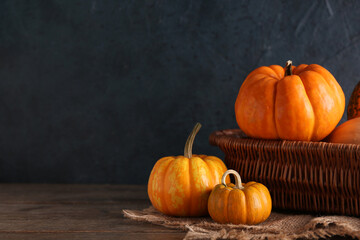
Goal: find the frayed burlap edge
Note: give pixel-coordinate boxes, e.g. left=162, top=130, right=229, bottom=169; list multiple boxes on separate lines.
left=184, top=223, right=360, bottom=240
left=123, top=207, right=360, bottom=240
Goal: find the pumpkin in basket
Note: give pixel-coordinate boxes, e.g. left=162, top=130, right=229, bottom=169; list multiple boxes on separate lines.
left=327, top=117, right=360, bottom=144
left=208, top=169, right=272, bottom=225
left=235, top=60, right=345, bottom=141
left=347, top=81, right=360, bottom=120
left=148, top=123, right=229, bottom=217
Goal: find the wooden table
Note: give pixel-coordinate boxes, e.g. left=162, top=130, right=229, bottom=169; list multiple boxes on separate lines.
left=0, top=184, right=186, bottom=240
left=0, top=184, right=356, bottom=240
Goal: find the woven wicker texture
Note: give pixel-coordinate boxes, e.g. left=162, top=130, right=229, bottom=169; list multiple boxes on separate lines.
left=209, top=129, right=360, bottom=216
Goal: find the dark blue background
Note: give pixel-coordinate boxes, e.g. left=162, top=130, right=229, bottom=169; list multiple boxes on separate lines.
left=0, top=0, right=359, bottom=183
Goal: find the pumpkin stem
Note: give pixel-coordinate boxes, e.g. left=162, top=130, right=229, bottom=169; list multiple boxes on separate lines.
left=184, top=123, right=202, bottom=158
left=221, top=169, right=244, bottom=190
left=285, top=60, right=293, bottom=76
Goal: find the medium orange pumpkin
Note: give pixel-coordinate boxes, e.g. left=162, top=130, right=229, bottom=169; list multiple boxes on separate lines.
left=347, top=81, right=360, bottom=120
left=235, top=60, right=345, bottom=141
left=208, top=170, right=272, bottom=225
left=327, top=117, right=360, bottom=144
left=148, top=123, right=228, bottom=217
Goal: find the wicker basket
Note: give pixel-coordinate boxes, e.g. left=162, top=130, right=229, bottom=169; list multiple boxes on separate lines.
left=209, top=129, right=360, bottom=216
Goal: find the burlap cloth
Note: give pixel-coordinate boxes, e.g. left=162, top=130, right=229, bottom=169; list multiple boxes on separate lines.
left=123, top=206, right=360, bottom=239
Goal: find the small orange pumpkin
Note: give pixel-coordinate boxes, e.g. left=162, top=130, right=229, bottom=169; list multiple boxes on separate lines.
left=235, top=60, right=345, bottom=141
left=327, top=117, right=360, bottom=144
left=347, top=81, right=360, bottom=120
left=148, top=123, right=228, bottom=217
left=208, top=170, right=272, bottom=225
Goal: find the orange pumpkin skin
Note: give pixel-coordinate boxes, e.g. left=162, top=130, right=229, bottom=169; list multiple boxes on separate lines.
left=347, top=81, right=360, bottom=120
left=235, top=61, right=345, bottom=141
left=208, top=170, right=272, bottom=225
left=327, top=117, right=360, bottom=144
left=148, top=154, right=228, bottom=216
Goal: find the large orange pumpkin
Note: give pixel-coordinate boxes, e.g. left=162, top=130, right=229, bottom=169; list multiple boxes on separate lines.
left=235, top=61, right=345, bottom=141
left=208, top=170, right=272, bottom=225
left=148, top=123, right=228, bottom=216
left=327, top=117, right=360, bottom=144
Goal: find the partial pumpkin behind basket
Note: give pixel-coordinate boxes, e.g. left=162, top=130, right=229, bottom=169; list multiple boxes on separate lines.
left=347, top=81, right=360, bottom=120
left=327, top=117, right=360, bottom=144
left=327, top=81, right=360, bottom=144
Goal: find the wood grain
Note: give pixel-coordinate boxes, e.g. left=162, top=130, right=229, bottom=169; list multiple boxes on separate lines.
left=0, top=184, right=352, bottom=240
left=0, top=184, right=186, bottom=240
left=0, top=233, right=186, bottom=240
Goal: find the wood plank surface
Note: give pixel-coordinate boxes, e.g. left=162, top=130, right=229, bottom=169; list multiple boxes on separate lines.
left=0, top=233, right=187, bottom=240
left=0, top=184, right=355, bottom=240
left=0, top=184, right=186, bottom=240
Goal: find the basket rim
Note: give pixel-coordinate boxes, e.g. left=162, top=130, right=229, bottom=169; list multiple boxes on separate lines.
left=209, top=129, right=360, bottom=150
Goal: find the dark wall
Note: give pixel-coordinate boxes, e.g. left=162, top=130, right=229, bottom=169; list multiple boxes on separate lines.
left=0, top=0, right=359, bottom=184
